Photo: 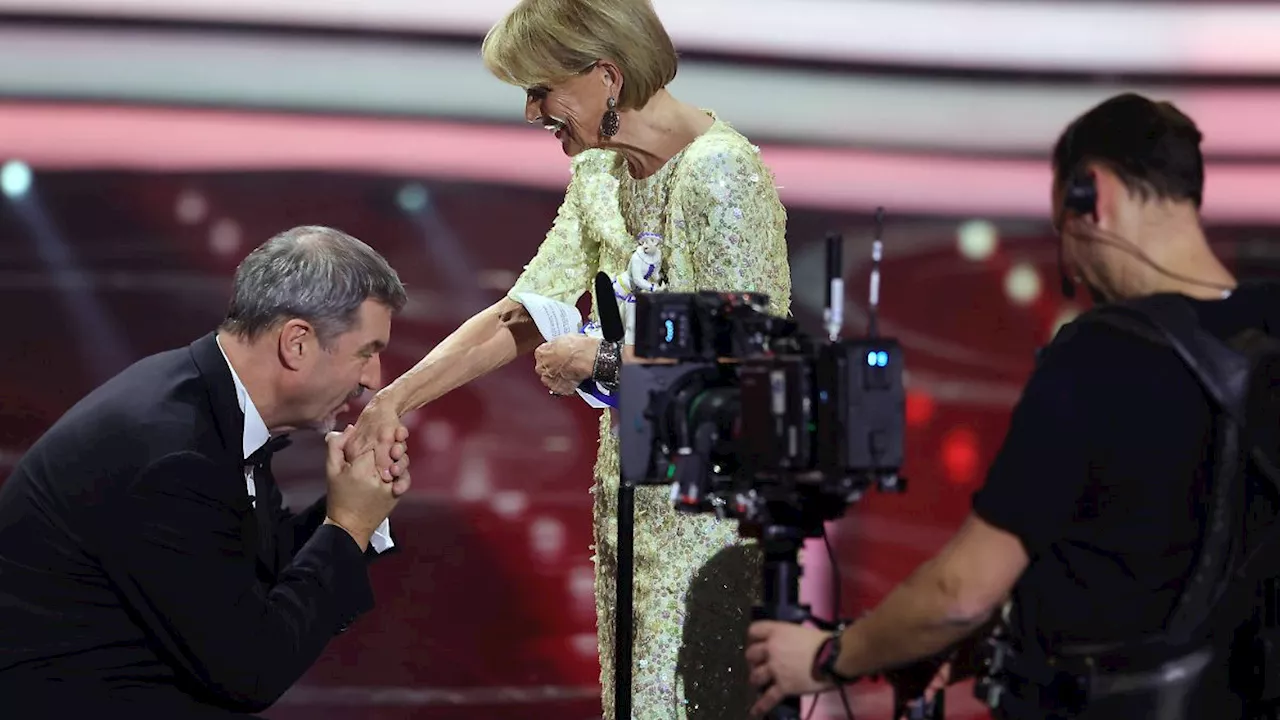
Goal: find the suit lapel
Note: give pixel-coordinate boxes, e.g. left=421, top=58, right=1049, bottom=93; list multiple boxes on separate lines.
left=188, top=332, right=245, bottom=462
left=189, top=332, right=262, bottom=571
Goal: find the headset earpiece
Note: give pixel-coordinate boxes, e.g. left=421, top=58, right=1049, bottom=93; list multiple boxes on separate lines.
left=1058, top=166, right=1095, bottom=300
left=1064, top=170, right=1098, bottom=219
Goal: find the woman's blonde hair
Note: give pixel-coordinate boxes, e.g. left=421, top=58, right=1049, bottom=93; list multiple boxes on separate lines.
left=481, top=0, right=678, bottom=110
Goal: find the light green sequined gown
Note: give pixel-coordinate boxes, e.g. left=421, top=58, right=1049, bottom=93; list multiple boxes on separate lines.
left=508, top=114, right=791, bottom=719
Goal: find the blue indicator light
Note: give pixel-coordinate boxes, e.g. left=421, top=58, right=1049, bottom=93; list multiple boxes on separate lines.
left=664, top=319, right=675, bottom=342
left=866, top=351, right=877, bottom=366
left=876, top=351, right=889, bottom=367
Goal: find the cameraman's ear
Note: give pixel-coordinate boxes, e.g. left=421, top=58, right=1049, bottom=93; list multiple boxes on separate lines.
left=1088, top=163, right=1133, bottom=235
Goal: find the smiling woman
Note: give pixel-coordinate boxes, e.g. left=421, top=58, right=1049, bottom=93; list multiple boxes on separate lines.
left=480, top=0, right=683, bottom=165
left=344, top=1, right=791, bottom=717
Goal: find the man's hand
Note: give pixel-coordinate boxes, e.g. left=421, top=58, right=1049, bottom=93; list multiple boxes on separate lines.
left=324, top=425, right=408, bottom=550
left=347, top=399, right=410, bottom=481
left=745, top=621, right=832, bottom=718
left=534, top=335, right=599, bottom=395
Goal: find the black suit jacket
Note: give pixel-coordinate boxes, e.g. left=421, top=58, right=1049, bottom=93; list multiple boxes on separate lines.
left=0, top=333, right=376, bottom=717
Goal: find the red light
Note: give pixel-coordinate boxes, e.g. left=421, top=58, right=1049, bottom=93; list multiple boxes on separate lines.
left=905, top=390, right=935, bottom=428
left=941, top=426, right=981, bottom=487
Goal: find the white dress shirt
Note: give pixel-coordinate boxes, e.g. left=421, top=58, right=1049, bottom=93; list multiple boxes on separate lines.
left=216, top=337, right=392, bottom=553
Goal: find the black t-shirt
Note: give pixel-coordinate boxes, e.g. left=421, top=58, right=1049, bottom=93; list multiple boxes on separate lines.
left=972, top=283, right=1280, bottom=649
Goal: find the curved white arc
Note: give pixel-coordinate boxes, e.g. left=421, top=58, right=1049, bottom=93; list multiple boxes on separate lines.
left=7, top=0, right=1280, bottom=74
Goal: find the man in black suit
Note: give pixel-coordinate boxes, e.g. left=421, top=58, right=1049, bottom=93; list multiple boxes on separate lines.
left=0, top=225, right=412, bottom=717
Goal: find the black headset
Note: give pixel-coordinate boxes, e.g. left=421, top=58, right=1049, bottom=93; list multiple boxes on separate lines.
left=1057, top=123, right=1096, bottom=298
left=1060, top=120, right=1098, bottom=220
left=1064, top=169, right=1098, bottom=218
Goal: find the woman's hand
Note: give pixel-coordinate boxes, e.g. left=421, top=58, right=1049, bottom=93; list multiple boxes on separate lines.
left=347, top=398, right=410, bottom=483
left=534, top=335, right=600, bottom=395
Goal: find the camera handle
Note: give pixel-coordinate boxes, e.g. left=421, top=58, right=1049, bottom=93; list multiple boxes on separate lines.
left=753, top=525, right=814, bottom=720
left=755, top=525, right=946, bottom=720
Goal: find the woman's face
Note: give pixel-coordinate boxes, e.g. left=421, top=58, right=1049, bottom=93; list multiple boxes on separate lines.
left=524, top=64, right=614, bottom=157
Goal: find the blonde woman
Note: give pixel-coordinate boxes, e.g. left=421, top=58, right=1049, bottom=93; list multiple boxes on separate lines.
left=350, top=1, right=791, bottom=716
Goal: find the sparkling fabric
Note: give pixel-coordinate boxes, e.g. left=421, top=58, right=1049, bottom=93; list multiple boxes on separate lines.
left=509, top=113, right=791, bottom=719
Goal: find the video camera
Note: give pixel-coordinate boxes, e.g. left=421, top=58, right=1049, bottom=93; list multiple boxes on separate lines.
left=615, top=211, right=916, bottom=720
left=618, top=218, right=906, bottom=533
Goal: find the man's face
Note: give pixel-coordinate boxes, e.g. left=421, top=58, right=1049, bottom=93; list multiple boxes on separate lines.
left=292, top=299, right=391, bottom=432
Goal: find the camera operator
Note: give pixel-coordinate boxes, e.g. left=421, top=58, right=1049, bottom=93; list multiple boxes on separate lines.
left=746, top=93, right=1280, bottom=719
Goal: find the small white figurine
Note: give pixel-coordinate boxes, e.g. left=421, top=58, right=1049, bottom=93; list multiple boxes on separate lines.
left=626, top=232, right=663, bottom=293
left=612, top=232, right=664, bottom=343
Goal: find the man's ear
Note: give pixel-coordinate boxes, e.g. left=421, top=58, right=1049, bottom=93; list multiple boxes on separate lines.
left=1088, top=162, right=1131, bottom=235
left=277, top=319, right=314, bottom=371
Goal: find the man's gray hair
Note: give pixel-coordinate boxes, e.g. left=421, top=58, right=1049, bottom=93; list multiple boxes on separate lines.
left=221, top=225, right=407, bottom=348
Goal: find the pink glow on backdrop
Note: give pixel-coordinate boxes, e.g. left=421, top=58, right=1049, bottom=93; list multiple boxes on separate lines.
left=5, top=102, right=1280, bottom=221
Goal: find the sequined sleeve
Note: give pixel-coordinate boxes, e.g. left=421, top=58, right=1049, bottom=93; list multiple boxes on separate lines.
left=680, top=140, right=792, bottom=316
left=507, top=154, right=605, bottom=307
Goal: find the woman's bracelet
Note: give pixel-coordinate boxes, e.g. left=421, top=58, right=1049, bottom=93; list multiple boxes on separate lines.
left=592, top=340, right=623, bottom=389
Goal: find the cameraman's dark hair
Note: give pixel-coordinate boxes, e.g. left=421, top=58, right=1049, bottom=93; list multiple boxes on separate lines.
left=1053, top=92, right=1205, bottom=208
left=221, top=225, right=407, bottom=349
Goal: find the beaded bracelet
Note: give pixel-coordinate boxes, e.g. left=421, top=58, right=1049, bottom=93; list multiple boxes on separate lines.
left=592, top=340, right=623, bottom=389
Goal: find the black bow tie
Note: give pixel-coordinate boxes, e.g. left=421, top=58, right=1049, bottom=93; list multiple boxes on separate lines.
left=245, top=435, right=292, bottom=469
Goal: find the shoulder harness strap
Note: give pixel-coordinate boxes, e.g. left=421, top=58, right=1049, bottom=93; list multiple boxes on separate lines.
left=1064, top=295, right=1249, bottom=649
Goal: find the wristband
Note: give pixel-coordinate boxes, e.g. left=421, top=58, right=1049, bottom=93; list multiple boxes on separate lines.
left=592, top=340, right=622, bottom=388
left=812, top=630, right=860, bottom=684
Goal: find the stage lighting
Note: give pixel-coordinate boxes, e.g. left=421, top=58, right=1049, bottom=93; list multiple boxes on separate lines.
left=957, top=219, right=998, bottom=261
left=1004, top=262, right=1042, bottom=306
left=396, top=183, right=429, bottom=213
left=1, top=160, right=32, bottom=199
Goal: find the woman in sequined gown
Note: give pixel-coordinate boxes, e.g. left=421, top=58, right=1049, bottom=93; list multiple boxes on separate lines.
left=349, top=1, right=791, bottom=717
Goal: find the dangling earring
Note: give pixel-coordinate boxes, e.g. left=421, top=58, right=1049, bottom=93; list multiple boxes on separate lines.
left=601, top=96, right=620, bottom=138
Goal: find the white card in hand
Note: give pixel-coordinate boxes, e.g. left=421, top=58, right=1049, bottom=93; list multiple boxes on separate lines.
left=514, top=292, right=611, bottom=410
left=514, top=292, right=582, bottom=340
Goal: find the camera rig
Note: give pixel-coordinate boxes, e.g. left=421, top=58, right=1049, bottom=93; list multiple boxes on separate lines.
left=614, top=211, right=938, bottom=719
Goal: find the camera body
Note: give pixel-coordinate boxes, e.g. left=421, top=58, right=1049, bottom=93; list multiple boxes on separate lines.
left=619, top=290, right=905, bottom=534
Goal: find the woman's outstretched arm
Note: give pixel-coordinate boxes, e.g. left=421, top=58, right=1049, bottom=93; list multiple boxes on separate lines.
left=349, top=155, right=607, bottom=471
left=348, top=298, right=542, bottom=470
left=389, top=298, right=541, bottom=414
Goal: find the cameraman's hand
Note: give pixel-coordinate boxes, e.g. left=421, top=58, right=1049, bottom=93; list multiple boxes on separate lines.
left=890, top=659, right=950, bottom=720
left=534, top=335, right=599, bottom=395
left=745, top=621, right=832, bottom=718
left=324, top=425, right=409, bottom=551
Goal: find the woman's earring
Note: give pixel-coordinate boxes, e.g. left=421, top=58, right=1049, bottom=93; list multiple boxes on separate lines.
left=601, top=96, right=620, bottom=137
